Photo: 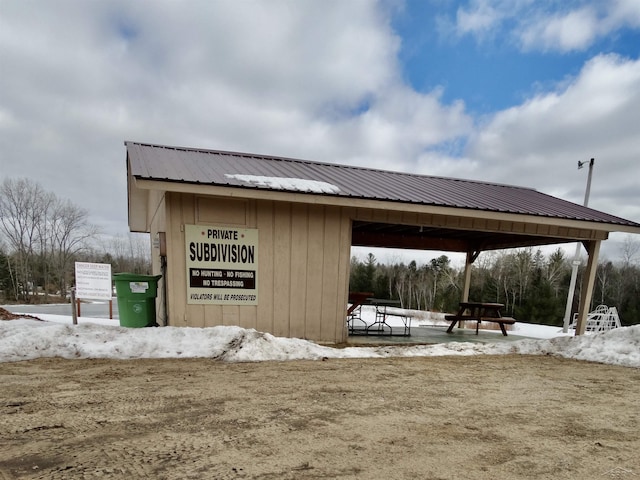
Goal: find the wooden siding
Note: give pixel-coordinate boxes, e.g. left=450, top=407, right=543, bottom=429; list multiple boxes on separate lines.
left=197, top=197, right=248, bottom=226
left=148, top=190, right=166, bottom=326
left=167, top=193, right=195, bottom=327
left=320, top=206, right=349, bottom=342
left=272, top=202, right=292, bottom=337
left=256, top=201, right=275, bottom=334
left=161, top=194, right=351, bottom=343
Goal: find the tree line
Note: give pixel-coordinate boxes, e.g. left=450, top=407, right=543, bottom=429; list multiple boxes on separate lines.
left=0, top=178, right=150, bottom=303
left=350, top=241, right=640, bottom=326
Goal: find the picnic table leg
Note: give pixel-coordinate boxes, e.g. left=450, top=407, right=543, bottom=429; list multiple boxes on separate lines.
left=499, top=323, right=508, bottom=336
left=446, top=319, right=457, bottom=333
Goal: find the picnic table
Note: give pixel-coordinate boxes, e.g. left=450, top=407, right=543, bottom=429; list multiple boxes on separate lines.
left=347, top=296, right=412, bottom=336
left=347, top=292, right=373, bottom=333
left=445, top=301, right=516, bottom=336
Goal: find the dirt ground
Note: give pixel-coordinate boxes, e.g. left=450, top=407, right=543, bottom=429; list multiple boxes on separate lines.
left=1, top=355, right=639, bottom=480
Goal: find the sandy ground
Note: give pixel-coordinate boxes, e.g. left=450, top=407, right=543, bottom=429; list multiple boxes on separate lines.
left=1, top=355, right=639, bottom=480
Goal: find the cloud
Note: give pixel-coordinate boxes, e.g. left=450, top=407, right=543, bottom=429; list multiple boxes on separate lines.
left=0, top=1, right=399, bottom=232
left=0, top=0, right=473, bottom=236
left=520, top=7, right=599, bottom=52
left=452, top=0, right=640, bottom=53
left=455, top=1, right=502, bottom=36
left=608, top=0, right=640, bottom=25
left=463, top=53, right=640, bottom=224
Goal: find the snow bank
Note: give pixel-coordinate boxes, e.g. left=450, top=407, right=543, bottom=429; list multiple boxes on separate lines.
left=1, top=317, right=638, bottom=367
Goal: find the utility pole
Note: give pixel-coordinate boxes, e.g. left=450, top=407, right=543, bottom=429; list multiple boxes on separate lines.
left=562, top=158, right=595, bottom=333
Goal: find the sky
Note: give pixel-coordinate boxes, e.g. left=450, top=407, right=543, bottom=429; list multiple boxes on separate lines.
left=1, top=307, right=639, bottom=368
left=1, top=0, right=639, bottom=263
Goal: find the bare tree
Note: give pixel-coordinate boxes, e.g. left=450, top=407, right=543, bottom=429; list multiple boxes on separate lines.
left=394, top=265, right=409, bottom=308
left=98, top=233, right=150, bottom=274
left=48, top=198, right=100, bottom=295
left=0, top=240, right=16, bottom=300
left=609, top=235, right=640, bottom=312
left=545, top=248, right=566, bottom=297
left=596, top=260, right=614, bottom=305
left=0, top=178, right=99, bottom=300
left=620, top=235, right=640, bottom=267
left=0, top=178, right=51, bottom=299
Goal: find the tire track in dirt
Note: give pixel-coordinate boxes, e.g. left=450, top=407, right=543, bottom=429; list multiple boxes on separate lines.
left=1, top=356, right=639, bottom=479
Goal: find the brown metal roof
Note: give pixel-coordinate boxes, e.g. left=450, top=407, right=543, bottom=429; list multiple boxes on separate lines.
left=126, top=141, right=640, bottom=229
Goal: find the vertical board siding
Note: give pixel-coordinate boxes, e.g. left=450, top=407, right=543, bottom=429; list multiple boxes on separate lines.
left=304, top=204, right=325, bottom=340
left=196, top=197, right=248, bottom=225
left=320, top=206, right=342, bottom=341
left=167, top=194, right=262, bottom=330
left=289, top=204, right=309, bottom=338
left=272, top=202, right=292, bottom=336
left=148, top=191, right=166, bottom=326
left=222, top=305, right=240, bottom=327
left=239, top=200, right=259, bottom=330
left=256, top=201, right=275, bottom=334
left=165, top=194, right=352, bottom=343
left=336, top=210, right=353, bottom=342
left=166, top=193, right=189, bottom=326
left=238, top=302, right=258, bottom=330
left=202, top=302, right=222, bottom=328
left=182, top=194, right=206, bottom=328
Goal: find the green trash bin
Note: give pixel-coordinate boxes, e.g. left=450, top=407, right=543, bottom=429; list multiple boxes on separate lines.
left=113, top=273, right=162, bottom=328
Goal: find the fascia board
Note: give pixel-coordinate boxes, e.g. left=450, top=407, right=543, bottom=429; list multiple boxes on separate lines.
left=131, top=178, right=640, bottom=236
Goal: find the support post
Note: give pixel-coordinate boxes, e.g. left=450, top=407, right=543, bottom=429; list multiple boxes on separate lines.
left=462, top=250, right=480, bottom=303
left=462, top=251, right=473, bottom=302
left=574, top=240, right=601, bottom=335
left=562, top=245, right=582, bottom=333
left=70, top=288, right=78, bottom=325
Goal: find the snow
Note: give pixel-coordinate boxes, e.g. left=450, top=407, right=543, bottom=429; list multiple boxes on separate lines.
left=1, top=309, right=638, bottom=368
left=225, top=174, right=340, bottom=194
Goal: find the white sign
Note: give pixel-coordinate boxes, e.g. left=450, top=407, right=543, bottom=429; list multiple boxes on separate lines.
left=75, top=262, right=112, bottom=300
left=185, top=224, right=258, bottom=305
left=130, top=282, right=149, bottom=294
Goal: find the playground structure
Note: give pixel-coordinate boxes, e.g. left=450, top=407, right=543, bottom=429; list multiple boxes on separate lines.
left=569, top=304, right=622, bottom=333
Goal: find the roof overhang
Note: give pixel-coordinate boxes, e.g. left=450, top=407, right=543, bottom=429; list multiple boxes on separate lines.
left=127, top=175, right=638, bottom=252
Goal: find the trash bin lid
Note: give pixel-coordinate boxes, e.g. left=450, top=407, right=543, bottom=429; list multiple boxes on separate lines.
left=113, top=273, right=162, bottom=282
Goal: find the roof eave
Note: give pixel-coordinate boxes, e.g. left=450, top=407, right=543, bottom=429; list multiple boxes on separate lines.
left=132, top=177, right=639, bottom=236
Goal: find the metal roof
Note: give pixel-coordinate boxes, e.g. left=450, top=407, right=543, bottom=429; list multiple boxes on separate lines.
left=126, top=141, right=640, bottom=229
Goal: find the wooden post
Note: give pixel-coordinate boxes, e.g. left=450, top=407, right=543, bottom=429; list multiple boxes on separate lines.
left=71, top=288, right=78, bottom=325
left=575, top=240, right=601, bottom=335
left=109, top=299, right=113, bottom=320
left=462, top=252, right=473, bottom=302
left=76, top=298, right=81, bottom=318
left=462, top=250, right=481, bottom=303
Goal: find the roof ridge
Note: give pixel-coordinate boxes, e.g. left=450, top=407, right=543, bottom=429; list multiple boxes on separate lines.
left=124, top=140, right=534, bottom=192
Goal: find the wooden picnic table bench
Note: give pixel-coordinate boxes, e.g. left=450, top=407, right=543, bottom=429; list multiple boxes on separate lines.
left=445, top=301, right=516, bottom=336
